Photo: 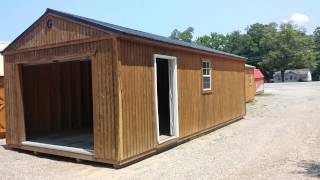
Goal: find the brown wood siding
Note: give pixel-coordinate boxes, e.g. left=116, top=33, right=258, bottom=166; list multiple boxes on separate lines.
left=178, top=53, right=202, bottom=136
left=118, top=39, right=245, bottom=161
left=92, top=40, right=116, bottom=160
left=6, top=14, right=108, bottom=52
left=213, top=59, right=246, bottom=125
left=0, top=77, right=6, bottom=138
left=4, top=63, right=20, bottom=144
left=119, top=40, right=157, bottom=159
left=5, top=39, right=116, bottom=161
left=245, top=68, right=256, bottom=102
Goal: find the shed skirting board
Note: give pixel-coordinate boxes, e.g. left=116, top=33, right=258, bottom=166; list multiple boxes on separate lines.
left=117, top=115, right=244, bottom=168
left=22, top=141, right=94, bottom=156
left=177, top=115, right=244, bottom=144
left=7, top=144, right=117, bottom=165
left=8, top=144, right=95, bottom=161
left=7, top=115, right=244, bottom=168
left=0, top=132, right=5, bottom=139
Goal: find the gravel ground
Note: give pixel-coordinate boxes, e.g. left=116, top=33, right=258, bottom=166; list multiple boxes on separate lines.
left=0, top=82, right=320, bottom=180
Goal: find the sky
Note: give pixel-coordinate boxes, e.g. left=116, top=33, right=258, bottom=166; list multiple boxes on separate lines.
left=0, top=0, right=319, bottom=42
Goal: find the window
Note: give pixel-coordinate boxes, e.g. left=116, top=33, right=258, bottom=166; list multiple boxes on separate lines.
left=202, top=61, right=211, bottom=91
left=290, top=75, right=293, bottom=80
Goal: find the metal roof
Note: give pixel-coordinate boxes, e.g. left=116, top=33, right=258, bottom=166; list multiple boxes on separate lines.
left=254, top=69, right=264, bottom=79
left=3, top=8, right=247, bottom=60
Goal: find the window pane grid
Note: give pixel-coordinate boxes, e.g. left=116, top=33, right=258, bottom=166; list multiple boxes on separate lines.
left=202, top=61, right=211, bottom=90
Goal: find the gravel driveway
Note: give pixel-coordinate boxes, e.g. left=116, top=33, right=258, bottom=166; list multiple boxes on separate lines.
left=0, top=82, right=320, bottom=180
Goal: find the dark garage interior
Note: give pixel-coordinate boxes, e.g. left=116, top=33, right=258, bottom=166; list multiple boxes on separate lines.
left=22, top=60, right=94, bottom=152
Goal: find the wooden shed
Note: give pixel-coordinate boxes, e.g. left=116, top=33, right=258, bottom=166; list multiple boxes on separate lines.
left=1, top=9, right=246, bottom=167
left=0, top=42, right=8, bottom=138
left=245, top=64, right=256, bottom=102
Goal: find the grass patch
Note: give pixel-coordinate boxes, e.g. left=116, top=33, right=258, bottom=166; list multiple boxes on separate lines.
left=248, top=100, right=257, bottom=106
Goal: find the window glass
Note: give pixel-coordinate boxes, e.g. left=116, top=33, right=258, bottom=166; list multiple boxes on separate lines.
left=202, top=61, right=211, bottom=90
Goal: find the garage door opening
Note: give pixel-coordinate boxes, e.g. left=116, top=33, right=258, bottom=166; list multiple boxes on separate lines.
left=21, top=60, right=93, bottom=155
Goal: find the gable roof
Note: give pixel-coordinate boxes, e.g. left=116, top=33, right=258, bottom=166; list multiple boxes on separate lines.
left=2, top=8, right=246, bottom=61
left=254, top=69, right=264, bottom=79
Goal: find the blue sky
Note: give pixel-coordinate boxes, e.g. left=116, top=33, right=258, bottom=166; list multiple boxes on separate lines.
left=0, top=0, right=319, bottom=42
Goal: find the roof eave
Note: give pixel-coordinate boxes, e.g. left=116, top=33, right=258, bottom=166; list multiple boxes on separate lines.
left=46, top=8, right=247, bottom=61
left=3, top=8, right=247, bottom=61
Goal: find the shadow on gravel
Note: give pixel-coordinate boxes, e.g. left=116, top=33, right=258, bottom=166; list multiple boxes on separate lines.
left=293, top=160, right=320, bottom=178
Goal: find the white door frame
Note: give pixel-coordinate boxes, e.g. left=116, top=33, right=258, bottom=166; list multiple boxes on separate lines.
left=153, top=54, right=179, bottom=144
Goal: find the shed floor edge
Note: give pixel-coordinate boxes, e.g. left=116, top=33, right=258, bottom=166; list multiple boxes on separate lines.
left=117, top=115, right=245, bottom=167
left=0, top=132, right=5, bottom=139
left=5, top=115, right=244, bottom=168
left=6, top=144, right=117, bottom=165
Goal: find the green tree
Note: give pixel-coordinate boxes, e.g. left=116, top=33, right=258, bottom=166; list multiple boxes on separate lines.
left=245, top=23, right=278, bottom=57
left=169, top=22, right=318, bottom=81
left=223, top=31, right=248, bottom=55
left=312, top=27, right=320, bottom=80
left=313, top=27, right=320, bottom=51
left=260, top=23, right=317, bottom=81
left=239, top=23, right=278, bottom=80
left=169, top=27, right=194, bottom=42
left=195, top=32, right=226, bottom=50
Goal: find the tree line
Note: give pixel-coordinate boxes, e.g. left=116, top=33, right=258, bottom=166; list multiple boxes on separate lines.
left=169, top=23, right=320, bottom=81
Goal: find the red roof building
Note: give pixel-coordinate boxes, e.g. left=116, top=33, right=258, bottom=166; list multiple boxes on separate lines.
left=254, top=69, right=264, bottom=94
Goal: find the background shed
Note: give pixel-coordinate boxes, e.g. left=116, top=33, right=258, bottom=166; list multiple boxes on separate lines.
left=254, top=69, right=264, bottom=94
left=245, top=64, right=256, bottom=102
left=273, top=69, right=312, bottom=82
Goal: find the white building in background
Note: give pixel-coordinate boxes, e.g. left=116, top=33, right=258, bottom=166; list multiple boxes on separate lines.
left=273, top=69, right=312, bottom=82
left=0, top=42, right=10, bottom=76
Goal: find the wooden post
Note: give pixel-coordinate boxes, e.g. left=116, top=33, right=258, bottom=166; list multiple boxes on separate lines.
left=112, top=36, right=123, bottom=161
left=15, top=64, right=26, bottom=143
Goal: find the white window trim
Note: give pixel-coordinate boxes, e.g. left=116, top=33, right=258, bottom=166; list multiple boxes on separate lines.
left=153, top=54, right=180, bottom=144
left=202, top=60, right=212, bottom=91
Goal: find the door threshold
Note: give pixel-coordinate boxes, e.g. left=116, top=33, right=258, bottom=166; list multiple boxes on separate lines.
left=22, top=141, right=94, bottom=156
left=158, top=136, right=177, bottom=144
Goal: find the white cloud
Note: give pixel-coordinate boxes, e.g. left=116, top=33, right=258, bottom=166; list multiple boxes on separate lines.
left=289, top=13, right=309, bottom=23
